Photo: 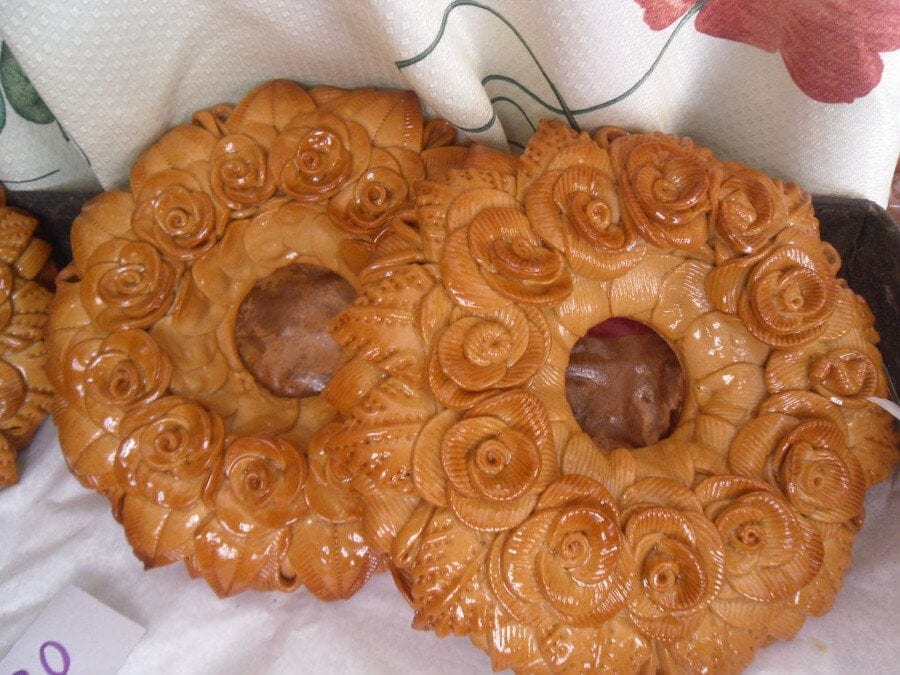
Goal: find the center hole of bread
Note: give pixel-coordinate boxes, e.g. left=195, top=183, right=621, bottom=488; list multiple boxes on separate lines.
left=234, top=263, right=355, bottom=398
left=565, top=318, right=684, bottom=449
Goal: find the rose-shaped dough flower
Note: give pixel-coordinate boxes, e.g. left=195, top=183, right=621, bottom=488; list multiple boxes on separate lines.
left=63, top=329, right=172, bottom=428
left=729, top=393, right=865, bottom=524
left=715, top=164, right=788, bottom=254
left=621, top=479, right=726, bottom=642
left=487, top=474, right=635, bottom=627
left=695, top=476, right=822, bottom=604
left=412, top=390, right=558, bottom=531
left=328, top=148, right=422, bottom=238
left=442, top=207, right=573, bottom=310
left=268, top=110, right=370, bottom=202
left=80, top=239, right=176, bottom=331
left=525, top=164, right=645, bottom=279
left=114, top=396, right=224, bottom=509
left=611, top=133, right=718, bottom=250
left=132, top=169, right=226, bottom=261
left=809, top=348, right=880, bottom=407
left=210, top=134, right=277, bottom=212
left=736, top=243, right=838, bottom=347
left=765, top=341, right=885, bottom=411
left=213, top=436, right=307, bottom=535
left=427, top=305, right=550, bottom=408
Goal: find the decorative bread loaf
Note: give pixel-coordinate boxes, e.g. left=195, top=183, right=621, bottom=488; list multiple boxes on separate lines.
left=43, top=77, right=897, bottom=670
left=0, top=187, right=54, bottom=487
left=317, top=119, right=897, bottom=672
left=45, top=80, right=458, bottom=597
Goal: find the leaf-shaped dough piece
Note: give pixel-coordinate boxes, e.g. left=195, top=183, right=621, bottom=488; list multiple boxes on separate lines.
left=226, top=79, right=316, bottom=133
left=55, top=405, right=118, bottom=493
left=322, top=88, right=423, bottom=152
left=122, top=495, right=206, bottom=567
left=189, top=517, right=291, bottom=596
left=409, top=508, right=489, bottom=635
left=287, top=512, right=381, bottom=600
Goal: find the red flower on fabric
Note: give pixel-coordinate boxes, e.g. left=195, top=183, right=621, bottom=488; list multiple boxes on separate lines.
left=636, top=0, right=900, bottom=103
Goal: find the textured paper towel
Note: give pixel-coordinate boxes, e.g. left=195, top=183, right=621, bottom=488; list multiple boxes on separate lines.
left=0, top=0, right=898, bottom=203
left=0, top=421, right=896, bottom=672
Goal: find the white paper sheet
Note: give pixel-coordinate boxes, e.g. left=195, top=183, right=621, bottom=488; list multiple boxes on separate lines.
left=1, top=421, right=896, bottom=673
left=0, top=585, right=145, bottom=675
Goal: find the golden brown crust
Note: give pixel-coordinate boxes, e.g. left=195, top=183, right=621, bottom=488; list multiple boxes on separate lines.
left=45, top=80, right=461, bottom=598
left=321, top=119, right=897, bottom=672
left=0, top=187, right=54, bottom=487
left=39, top=79, right=896, bottom=668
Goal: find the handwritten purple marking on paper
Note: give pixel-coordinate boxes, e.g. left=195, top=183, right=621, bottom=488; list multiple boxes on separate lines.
left=9, top=640, right=71, bottom=675
left=39, top=641, right=71, bottom=675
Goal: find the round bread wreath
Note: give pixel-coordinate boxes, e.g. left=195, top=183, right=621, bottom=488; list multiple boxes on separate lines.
left=317, top=120, right=897, bottom=671
left=46, top=80, right=460, bottom=598
left=0, top=188, right=54, bottom=486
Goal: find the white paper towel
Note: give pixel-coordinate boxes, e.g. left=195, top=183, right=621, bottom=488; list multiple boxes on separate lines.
left=0, top=0, right=898, bottom=203
left=0, top=421, right=896, bottom=673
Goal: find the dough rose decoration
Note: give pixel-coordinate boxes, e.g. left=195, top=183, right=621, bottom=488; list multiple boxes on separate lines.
left=619, top=478, right=725, bottom=643
left=268, top=109, right=369, bottom=202
left=413, top=390, right=558, bottom=531
left=209, top=133, right=277, bottom=213
left=132, top=168, right=228, bottom=261
left=0, top=188, right=55, bottom=487
left=61, top=329, right=171, bottom=432
left=487, top=474, right=635, bottom=628
left=695, top=475, right=823, bottom=628
left=729, top=392, right=866, bottom=526
left=766, top=336, right=886, bottom=412
left=714, top=163, right=788, bottom=256
left=524, top=122, right=645, bottom=279
left=808, top=349, right=880, bottom=405
left=46, top=79, right=460, bottom=598
left=611, top=132, right=720, bottom=250
left=427, top=305, right=550, bottom=408
left=443, top=206, right=573, bottom=310
left=115, top=396, right=224, bottom=511
left=328, top=147, right=421, bottom=239
left=190, top=436, right=308, bottom=596
left=80, top=239, right=176, bottom=331
left=321, top=117, right=895, bottom=671
left=737, top=244, right=837, bottom=347
left=705, top=230, right=841, bottom=349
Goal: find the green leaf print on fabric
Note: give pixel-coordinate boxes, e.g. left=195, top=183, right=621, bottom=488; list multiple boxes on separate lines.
left=0, top=84, right=5, bottom=133
left=0, top=42, right=55, bottom=125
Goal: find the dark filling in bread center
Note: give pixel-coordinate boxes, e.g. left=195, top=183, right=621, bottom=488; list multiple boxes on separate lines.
left=565, top=318, right=684, bottom=449
left=234, top=263, right=356, bottom=398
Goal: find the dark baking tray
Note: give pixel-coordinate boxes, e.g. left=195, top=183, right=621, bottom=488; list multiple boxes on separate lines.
left=6, top=190, right=899, bottom=393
